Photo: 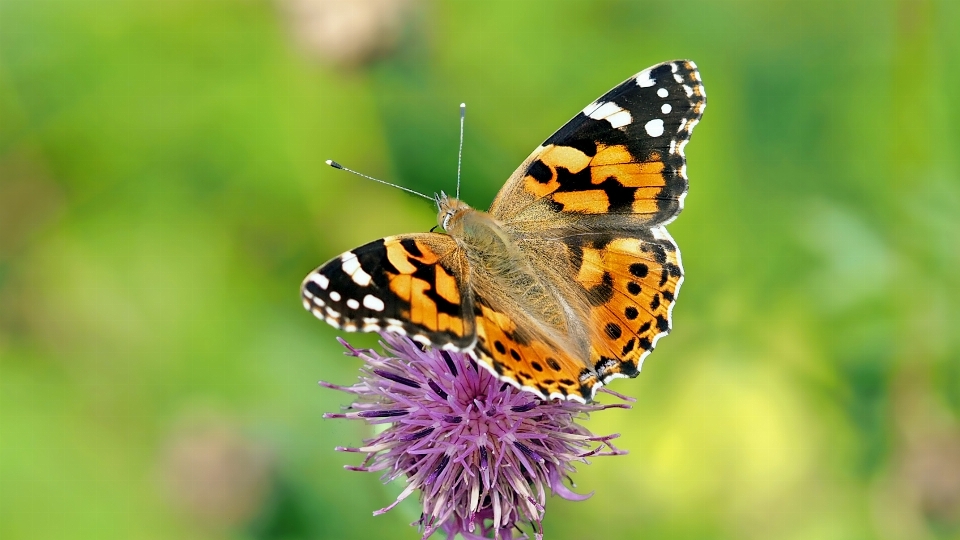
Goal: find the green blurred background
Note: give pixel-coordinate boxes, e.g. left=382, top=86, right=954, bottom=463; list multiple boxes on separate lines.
left=2, top=0, right=959, bottom=539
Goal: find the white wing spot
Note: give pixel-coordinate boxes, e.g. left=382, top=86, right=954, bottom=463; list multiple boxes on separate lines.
left=363, top=294, right=385, bottom=312
left=329, top=291, right=341, bottom=302
left=644, top=118, right=665, bottom=137
left=352, top=268, right=372, bottom=286
left=657, top=87, right=668, bottom=98
left=584, top=101, right=632, bottom=128
left=341, top=255, right=372, bottom=286
left=606, top=110, right=632, bottom=128
left=635, top=68, right=655, bottom=88
left=340, top=255, right=360, bottom=274
left=673, top=73, right=683, bottom=83
left=310, top=274, right=329, bottom=290
left=661, top=103, right=672, bottom=114
left=346, top=298, right=360, bottom=309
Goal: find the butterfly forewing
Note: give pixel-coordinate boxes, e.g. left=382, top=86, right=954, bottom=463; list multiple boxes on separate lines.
left=489, top=60, right=705, bottom=229
left=302, top=234, right=475, bottom=348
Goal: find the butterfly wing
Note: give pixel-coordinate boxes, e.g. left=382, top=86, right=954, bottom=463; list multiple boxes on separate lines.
left=301, top=234, right=476, bottom=348
left=469, top=292, right=600, bottom=403
left=485, top=60, right=705, bottom=397
left=563, top=229, right=684, bottom=383
left=489, top=60, right=705, bottom=230
left=475, top=227, right=683, bottom=402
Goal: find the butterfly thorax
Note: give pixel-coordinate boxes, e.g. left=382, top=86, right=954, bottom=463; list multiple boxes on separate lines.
left=438, top=195, right=578, bottom=347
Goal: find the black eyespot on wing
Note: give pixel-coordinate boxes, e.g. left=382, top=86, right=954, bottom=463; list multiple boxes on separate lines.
left=629, top=263, right=648, bottom=277
left=605, top=323, right=622, bottom=340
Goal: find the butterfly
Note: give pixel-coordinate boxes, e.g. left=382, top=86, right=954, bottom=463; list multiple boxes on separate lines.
left=302, top=60, right=705, bottom=402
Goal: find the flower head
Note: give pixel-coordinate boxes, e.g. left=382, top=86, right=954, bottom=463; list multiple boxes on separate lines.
left=321, top=333, right=632, bottom=539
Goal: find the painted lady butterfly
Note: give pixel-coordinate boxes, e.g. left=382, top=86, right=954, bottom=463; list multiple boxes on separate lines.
left=303, top=60, right=706, bottom=402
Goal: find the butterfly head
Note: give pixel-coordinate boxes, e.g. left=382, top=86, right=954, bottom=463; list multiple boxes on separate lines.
left=435, top=191, right=472, bottom=233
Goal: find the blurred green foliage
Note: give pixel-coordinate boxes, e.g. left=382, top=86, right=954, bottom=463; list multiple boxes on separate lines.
left=2, top=0, right=959, bottom=539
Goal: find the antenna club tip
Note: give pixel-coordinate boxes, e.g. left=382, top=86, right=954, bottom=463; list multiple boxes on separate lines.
left=326, top=160, right=343, bottom=169
left=460, top=103, right=466, bottom=108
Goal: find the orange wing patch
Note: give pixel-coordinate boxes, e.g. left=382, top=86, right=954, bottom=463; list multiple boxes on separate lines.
left=552, top=189, right=611, bottom=213
left=590, top=145, right=665, bottom=187
left=381, top=237, right=471, bottom=339
left=519, top=142, right=672, bottom=218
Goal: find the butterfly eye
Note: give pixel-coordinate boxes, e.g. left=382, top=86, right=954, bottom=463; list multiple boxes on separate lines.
left=442, top=210, right=454, bottom=231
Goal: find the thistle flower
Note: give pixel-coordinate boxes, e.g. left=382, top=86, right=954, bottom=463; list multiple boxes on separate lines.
left=321, top=333, right=632, bottom=539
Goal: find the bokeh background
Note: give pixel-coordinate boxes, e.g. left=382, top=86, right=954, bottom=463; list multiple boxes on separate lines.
left=2, top=0, right=959, bottom=539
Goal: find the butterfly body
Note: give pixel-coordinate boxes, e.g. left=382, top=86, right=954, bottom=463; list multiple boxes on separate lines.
left=304, top=60, right=706, bottom=402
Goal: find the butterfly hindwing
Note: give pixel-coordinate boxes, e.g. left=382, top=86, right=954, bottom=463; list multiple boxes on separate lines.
left=470, top=296, right=599, bottom=402
left=489, top=60, right=705, bottom=230
left=301, top=234, right=475, bottom=348
left=564, top=228, right=684, bottom=383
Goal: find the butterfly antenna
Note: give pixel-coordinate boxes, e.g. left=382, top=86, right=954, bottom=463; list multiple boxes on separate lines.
left=325, top=160, right=433, bottom=201
left=456, top=103, right=465, bottom=201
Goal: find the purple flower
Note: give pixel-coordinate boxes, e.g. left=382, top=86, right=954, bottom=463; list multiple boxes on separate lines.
left=321, top=333, right=632, bottom=539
